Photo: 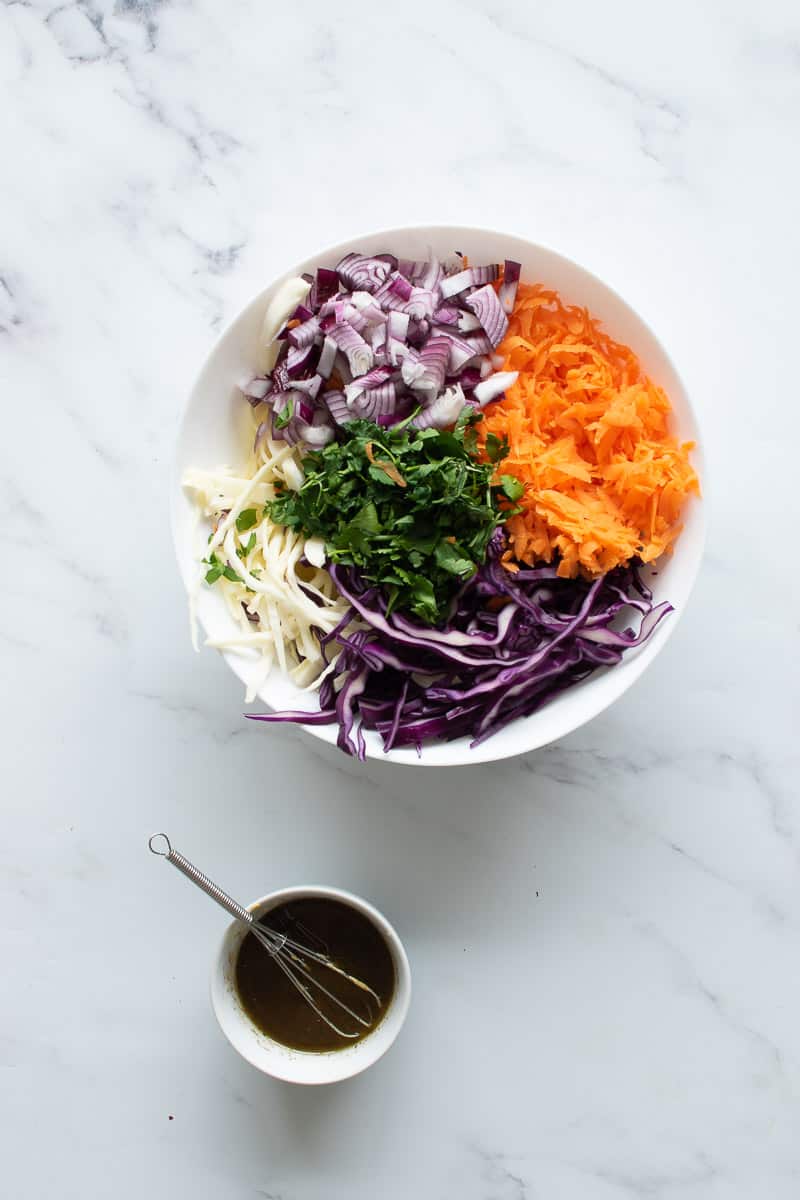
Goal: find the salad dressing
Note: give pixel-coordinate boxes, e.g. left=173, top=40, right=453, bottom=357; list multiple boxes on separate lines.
left=235, top=897, right=395, bottom=1052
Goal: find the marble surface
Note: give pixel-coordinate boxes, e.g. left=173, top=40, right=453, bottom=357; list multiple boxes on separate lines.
left=2, top=1, right=799, bottom=1196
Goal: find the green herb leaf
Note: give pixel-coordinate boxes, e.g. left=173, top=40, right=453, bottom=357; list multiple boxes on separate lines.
left=204, top=564, right=224, bottom=584
left=235, top=508, right=258, bottom=532
left=500, top=474, right=525, bottom=502
left=267, top=418, right=508, bottom=623
left=222, top=565, right=242, bottom=583
left=434, top=539, right=476, bottom=577
left=485, top=432, right=510, bottom=464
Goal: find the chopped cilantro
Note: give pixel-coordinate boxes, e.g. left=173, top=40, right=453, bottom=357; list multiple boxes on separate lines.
left=237, top=532, right=257, bottom=559
left=235, top=509, right=258, bottom=532
left=269, top=415, right=514, bottom=623
left=484, top=432, right=510, bottom=464
left=500, top=474, right=525, bottom=502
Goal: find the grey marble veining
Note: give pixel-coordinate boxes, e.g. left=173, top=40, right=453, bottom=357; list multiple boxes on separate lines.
left=2, top=1, right=799, bottom=1197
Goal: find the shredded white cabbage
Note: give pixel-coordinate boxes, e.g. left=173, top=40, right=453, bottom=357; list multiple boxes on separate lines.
left=183, top=423, right=351, bottom=703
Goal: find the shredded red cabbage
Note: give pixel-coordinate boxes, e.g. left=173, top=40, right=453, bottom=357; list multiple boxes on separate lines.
left=246, top=535, right=672, bottom=758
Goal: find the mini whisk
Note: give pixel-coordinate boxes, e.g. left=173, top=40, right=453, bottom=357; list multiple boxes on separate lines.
left=148, top=834, right=380, bottom=1039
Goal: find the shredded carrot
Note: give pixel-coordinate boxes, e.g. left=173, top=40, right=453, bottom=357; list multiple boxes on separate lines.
left=481, top=282, right=699, bottom=577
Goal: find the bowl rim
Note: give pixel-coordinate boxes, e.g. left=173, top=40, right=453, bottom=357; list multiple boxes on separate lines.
left=173, top=222, right=707, bottom=767
left=210, top=883, right=412, bottom=1085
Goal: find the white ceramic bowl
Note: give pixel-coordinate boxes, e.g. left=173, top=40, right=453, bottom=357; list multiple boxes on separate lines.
left=173, top=224, right=706, bottom=766
left=210, top=886, right=411, bottom=1085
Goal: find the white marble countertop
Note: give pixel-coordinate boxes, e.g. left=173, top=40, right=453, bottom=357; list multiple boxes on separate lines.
left=3, top=1, right=799, bottom=1196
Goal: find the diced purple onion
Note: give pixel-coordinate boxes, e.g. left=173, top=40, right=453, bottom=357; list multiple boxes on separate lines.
left=457, top=366, right=482, bottom=391
left=241, top=376, right=271, bottom=404
left=439, top=263, right=500, bottom=299
left=322, top=389, right=351, bottom=427
left=433, top=305, right=460, bottom=326
left=349, top=382, right=398, bottom=421
left=403, top=287, right=437, bottom=320
left=463, top=332, right=493, bottom=357
left=245, top=250, right=526, bottom=452
left=327, top=321, right=374, bottom=377
left=350, top=292, right=387, bottom=324
left=286, top=343, right=317, bottom=379
left=417, top=256, right=443, bottom=291
left=408, top=335, right=451, bottom=399
left=373, top=271, right=413, bottom=310
left=410, top=384, right=466, bottom=430
left=316, top=335, right=337, bottom=379
left=291, top=374, right=322, bottom=400
left=287, top=316, right=320, bottom=349
left=472, top=370, right=519, bottom=407
left=295, top=418, right=334, bottom=448
left=294, top=395, right=314, bottom=424
left=499, top=260, right=521, bottom=315
left=336, top=253, right=394, bottom=293
left=436, top=331, right=482, bottom=373
left=465, top=284, right=509, bottom=348
left=312, top=268, right=339, bottom=308
left=458, top=311, right=482, bottom=332
left=345, top=366, right=394, bottom=401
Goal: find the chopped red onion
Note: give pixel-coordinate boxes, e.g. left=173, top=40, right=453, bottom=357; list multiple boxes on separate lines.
left=316, top=335, right=338, bottom=379
left=327, top=322, right=374, bottom=378
left=439, top=263, right=499, bottom=299
left=499, top=260, right=521, bottom=315
left=473, top=370, right=519, bottom=407
left=287, top=316, right=320, bottom=349
left=465, top=284, right=509, bottom=348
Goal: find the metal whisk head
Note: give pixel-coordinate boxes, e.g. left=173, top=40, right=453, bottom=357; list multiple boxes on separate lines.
left=148, top=834, right=380, bottom=1039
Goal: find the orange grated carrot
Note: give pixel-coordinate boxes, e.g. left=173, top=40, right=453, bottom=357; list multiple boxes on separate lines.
left=481, top=282, right=699, bottom=578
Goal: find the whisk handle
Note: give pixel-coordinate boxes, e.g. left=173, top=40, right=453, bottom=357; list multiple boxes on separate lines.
left=148, top=834, right=254, bottom=926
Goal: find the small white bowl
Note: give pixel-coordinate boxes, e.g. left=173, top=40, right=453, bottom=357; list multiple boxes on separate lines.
left=210, top=886, right=411, bottom=1085
left=173, top=224, right=706, bottom=765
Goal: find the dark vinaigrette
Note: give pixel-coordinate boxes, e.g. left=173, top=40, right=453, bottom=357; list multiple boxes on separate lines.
left=235, top=897, right=396, bottom=1052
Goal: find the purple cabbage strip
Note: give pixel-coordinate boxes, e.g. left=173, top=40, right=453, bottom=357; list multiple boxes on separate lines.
left=246, top=539, right=673, bottom=758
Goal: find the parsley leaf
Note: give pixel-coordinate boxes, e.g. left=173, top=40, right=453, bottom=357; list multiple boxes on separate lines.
left=499, top=474, right=525, bottom=502
left=236, top=532, right=257, bottom=560
left=235, top=509, right=258, bottom=532
left=269, top=415, right=507, bottom=623
left=484, top=432, right=510, bottom=464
